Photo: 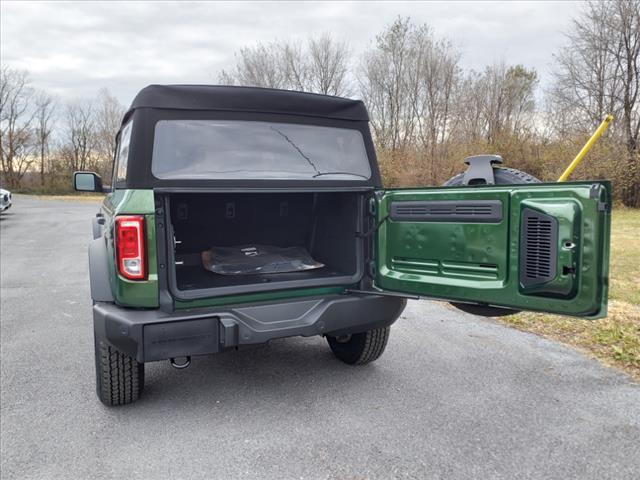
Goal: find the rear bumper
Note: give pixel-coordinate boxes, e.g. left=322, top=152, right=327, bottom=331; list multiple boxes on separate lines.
left=93, top=294, right=406, bottom=363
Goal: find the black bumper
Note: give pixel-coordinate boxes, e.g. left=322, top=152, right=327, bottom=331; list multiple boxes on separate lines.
left=93, top=294, right=406, bottom=363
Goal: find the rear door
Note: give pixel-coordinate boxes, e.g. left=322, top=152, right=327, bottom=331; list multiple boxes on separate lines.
left=373, top=181, right=611, bottom=318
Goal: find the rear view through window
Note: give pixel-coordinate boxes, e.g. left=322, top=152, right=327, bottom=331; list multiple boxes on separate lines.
left=151, top=120, right=372, bottom=180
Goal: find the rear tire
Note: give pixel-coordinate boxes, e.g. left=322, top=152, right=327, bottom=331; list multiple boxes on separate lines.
left=95, top=336, right=144, bottom=406
left=444, top=166, right=541, bottom=317
left=327, top=327, right=390, bottom=365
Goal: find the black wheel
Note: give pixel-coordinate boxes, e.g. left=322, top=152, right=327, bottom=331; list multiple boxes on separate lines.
left=444, top=166, right=541, bottom=186
left=95, top=336, right=144, bottom=406
left=327, top=327, right=390, bottom=365
left=444, top=166, right=541, bottom=317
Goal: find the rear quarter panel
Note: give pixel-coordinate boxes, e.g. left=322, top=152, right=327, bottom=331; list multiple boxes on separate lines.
left=101, top=189, right=159, bottom=307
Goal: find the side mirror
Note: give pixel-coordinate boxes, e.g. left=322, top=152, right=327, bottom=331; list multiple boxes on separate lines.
left=73, top=171, right=103, bottom=192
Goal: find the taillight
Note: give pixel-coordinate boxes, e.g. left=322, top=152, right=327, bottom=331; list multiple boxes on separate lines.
left=115, top=215, right=146, bottom=280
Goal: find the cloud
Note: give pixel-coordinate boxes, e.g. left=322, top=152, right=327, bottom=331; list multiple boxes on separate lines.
left=0, top=0, right=580, bottom=106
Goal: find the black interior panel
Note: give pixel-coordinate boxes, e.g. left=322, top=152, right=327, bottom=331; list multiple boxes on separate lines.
left=168, top=192, right=362, bottom=292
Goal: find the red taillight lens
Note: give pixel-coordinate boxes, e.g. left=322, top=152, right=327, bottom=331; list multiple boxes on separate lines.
left=115, top=215, right=146, bottom=280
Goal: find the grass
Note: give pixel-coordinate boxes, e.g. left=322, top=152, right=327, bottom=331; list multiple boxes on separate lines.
left=499, top=208, right=640, bottom=381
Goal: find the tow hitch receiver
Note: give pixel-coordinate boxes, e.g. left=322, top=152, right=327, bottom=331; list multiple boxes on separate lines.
left=170, top=357, right=191, bottom=369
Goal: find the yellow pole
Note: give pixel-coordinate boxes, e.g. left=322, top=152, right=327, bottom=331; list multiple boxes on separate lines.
left=558, top=114, right=614, bottom=182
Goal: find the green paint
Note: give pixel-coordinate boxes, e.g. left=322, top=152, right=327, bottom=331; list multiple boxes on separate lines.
left=101, top=189, right=159, bottom=307
left=99, top=183, right=610, bottom=319
left=374, top=181, right=611, bottom=319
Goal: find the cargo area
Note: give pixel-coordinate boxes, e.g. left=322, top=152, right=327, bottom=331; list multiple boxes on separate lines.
left=165, top=192, right=364, bottom=297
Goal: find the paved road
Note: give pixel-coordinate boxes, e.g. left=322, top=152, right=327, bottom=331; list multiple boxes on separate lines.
left=1, top=196, right=639, bottom=480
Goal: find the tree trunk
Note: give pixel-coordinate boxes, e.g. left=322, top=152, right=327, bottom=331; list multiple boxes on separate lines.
left=40, top=144, right=45, bottom=187
left=622, top=145, right=639, bottom=207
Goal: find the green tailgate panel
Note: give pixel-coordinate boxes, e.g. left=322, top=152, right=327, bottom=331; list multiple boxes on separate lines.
left=374, top=182, right=611, bottom=318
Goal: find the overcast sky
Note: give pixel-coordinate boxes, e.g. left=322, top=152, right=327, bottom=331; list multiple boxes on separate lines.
left=1, top=1, right=582, bottom=107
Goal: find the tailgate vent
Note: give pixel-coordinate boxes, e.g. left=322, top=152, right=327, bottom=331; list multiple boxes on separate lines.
left=389, top=200, right=502, bottom=223
left=520, top=208, right=558, bottom=286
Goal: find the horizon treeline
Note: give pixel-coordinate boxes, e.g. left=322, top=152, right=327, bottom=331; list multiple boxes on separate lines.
left=1, top=0, right=638, bottom=205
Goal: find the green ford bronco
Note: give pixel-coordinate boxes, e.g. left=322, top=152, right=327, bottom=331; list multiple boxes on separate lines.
left=74, top=85, right=611, bottom=406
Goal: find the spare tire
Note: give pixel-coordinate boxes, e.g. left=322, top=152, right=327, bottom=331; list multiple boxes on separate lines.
left=443, top=166, right=541, bottom=317
left=444, top=166, right=541, bottom=186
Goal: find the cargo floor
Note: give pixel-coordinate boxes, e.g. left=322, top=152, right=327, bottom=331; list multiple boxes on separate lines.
left=175, top=265, right=349, bottom=291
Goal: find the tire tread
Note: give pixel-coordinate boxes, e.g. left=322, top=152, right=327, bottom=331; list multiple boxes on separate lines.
left=328, top=327, right=390, bottom=365
left=443, top=167, right=540, bottom=186
left=97, top=340, right=144, bottom=406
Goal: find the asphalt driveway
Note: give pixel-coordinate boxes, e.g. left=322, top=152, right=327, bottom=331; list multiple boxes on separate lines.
left=1, top=196, right=638, bottom=480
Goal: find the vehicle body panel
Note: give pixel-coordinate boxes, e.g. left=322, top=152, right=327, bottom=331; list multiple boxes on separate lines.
left=99, top=189, right=159, bottom=307
left=93, top=293, right=406, bottom=363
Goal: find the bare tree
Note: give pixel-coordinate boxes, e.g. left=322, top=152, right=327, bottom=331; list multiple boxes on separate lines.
left=609, top=0, right=640, bottom=206
left=307, top=33, right=351, bottom=96
left=360, top=15, right=462, bottom=181
left=483, top=63, right=538, bottom=143
left=505, top=65, right=539, bottom=135
left=550, top=0, right=640, bottom=205
left=0, top=66, right=35, bottom=188
left=455, top=70, right=485, bottom=142
left=406, top=27, right=461, bottom=181
left=62, top=99, right=96, bottom=172
left=218, top=42, right=288, bottom=89
left=217, top=69, right=237, bottom=86
left=359, top=17, right=415, bottom=150
left=453, top=63, right=537, bottom=146
left=217, top=34, right=352, bottom=96
left=34, top=91, right=56, bottom=186
left=550, top=1, right=623, bottom=130
left=94, top=88, right=125, bottom=182
left=280, top=41, right=309, bottom=91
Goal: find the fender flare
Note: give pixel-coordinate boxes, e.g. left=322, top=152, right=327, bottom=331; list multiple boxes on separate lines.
left=89, top=237, right=115, bottom=302
left=91, top=216, right=103, bottom=240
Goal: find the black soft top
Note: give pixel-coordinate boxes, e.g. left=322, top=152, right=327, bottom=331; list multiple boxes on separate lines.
left=124, top=84, right=369, bottom=124
left=118, top=84, right=380, bottom=189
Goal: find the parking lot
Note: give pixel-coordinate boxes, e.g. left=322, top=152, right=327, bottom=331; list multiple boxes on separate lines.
left=1, top=195, right=639, bottom=479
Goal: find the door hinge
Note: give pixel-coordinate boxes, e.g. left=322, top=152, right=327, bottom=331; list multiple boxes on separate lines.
left=368, top=261, right=376, bottom=278
left=369, top=197, right=377, bottom=216
left=356, top=215, right=389, bottom=239
left=589, top=183, right=609, bottom=212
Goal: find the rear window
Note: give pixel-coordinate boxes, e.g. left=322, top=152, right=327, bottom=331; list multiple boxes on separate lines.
left=151, top=120, right=371, bottom=180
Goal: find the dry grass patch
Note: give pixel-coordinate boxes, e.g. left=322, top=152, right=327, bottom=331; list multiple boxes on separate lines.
left=498, top=208, right=640, bottom=381
left=608, top=208, right=640, bottom=304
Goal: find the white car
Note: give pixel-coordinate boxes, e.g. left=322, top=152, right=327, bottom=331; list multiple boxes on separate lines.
left=0, top=188, right=12, bottom=212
